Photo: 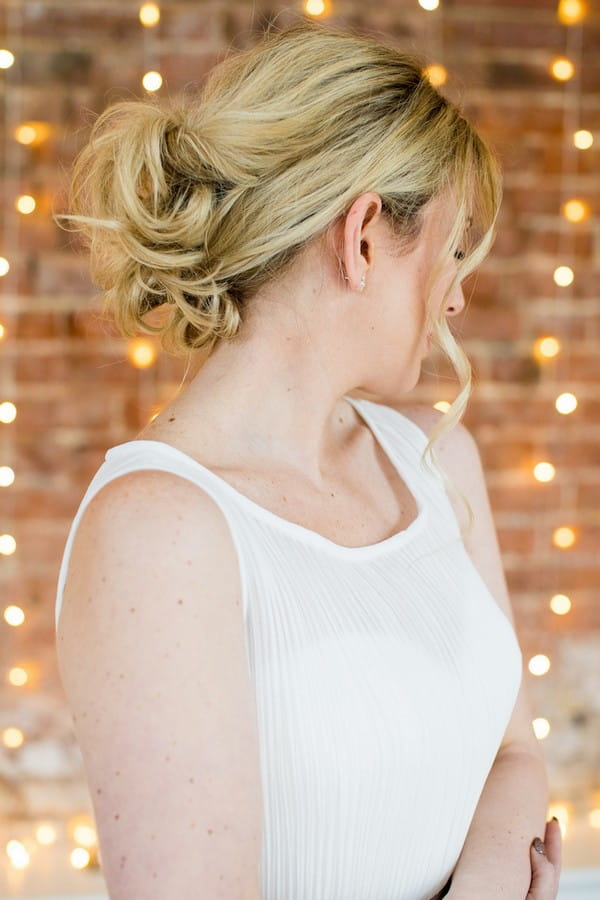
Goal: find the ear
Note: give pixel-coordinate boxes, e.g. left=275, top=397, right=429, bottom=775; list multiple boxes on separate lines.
left=340, top=192, right=383, bottom=292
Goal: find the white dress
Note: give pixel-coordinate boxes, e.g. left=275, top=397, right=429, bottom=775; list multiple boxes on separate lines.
left=55, top=395, right=523, bottom=900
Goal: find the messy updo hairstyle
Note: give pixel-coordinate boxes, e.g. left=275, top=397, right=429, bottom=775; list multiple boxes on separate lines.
left=59, top=17, right=501, bottom=481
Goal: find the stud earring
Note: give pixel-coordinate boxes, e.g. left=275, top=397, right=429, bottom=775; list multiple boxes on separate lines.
left=359, top=274, right=366, bottom=292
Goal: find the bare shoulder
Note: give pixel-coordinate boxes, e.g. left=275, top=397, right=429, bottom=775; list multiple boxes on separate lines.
left=57, top=468, right=262, bottom=898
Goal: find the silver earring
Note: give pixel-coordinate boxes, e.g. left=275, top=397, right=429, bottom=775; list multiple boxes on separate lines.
left=359, top=274, right=366, bottom=292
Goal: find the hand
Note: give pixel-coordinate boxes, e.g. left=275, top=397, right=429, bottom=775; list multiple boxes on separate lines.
left=525, top=817, right=562, bottom=900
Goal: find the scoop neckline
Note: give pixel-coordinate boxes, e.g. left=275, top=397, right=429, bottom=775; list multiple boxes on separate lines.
left=105, top=394, right=428, bottom=558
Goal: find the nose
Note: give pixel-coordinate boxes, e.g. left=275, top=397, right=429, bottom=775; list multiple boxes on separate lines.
left=445, top=282, right=465, bottom=317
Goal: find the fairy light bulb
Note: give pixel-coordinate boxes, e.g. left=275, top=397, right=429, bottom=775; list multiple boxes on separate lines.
left=534, top=461, right=556, bottom=482
left=562, top=198, right=590, bottom=222
left=433, top=400, right=451, bottom=413
left=35, top=824, right=57, bottom=846
left=550, top=593, right=572, bottom=615
left=553, top=526, right=576, bottom=549
left=139, top=2, right=160, bottom=26
left=16, top=194, right=36, bottom=215
left=305, top=0, right=326, bottom=14
left=70, top=847, right=91, bottom=869
left=553, top=265, right=574, bottom=286
left=0, top=322, right=5, bottom=339
left=573, top=129, right=593, bottom=149
left=532, top=718, right=551, bottom=739
left=2, top=726, right=24, bottom=748
left=0, top=49, right=15, bottom=68
left=0, top=534, right=17, bottom=555
left=0, top=257, right=9, bottom=277
left=0, top=401, right=17, bottom=422
left=424, top=64, right=447, bottom=86
left=14, top=121, right=51, bottom=145
left=142, top=70, right=162, bottom=92
left=4, top=605, right=24, bottom=626
left=529, top=654, right=551, bottom=676
left=6, top=840, right=30, bottom=869
left=557, top=0, right=587, bottom=24
left=419, top=0, right=440, bottom=9
left=127, top=337, right=157, bottom=368
left=534, top=336, right=560, bottom=360
left=551, top=58, right=575, bottom=81
left=8, top=666, right=28, bottom=686
left=589, top=809, right=600, bottom=829
left=555, top=392, right=577, bottom=414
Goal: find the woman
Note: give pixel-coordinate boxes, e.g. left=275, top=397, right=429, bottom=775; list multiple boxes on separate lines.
left=55, top=18, right=562, bottom=900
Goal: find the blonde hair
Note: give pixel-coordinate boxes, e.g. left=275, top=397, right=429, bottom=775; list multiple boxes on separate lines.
left=58, top=18, right=502, bottom=517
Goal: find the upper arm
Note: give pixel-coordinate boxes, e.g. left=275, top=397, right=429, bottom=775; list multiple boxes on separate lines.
left=56, top=470, right=263, bottom=899
left=395, top=404, right=543, bottom=763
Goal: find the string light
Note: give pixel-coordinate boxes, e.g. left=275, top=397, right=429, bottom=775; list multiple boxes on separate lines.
left=0, top=49, right=15, bottom=68
left=13, top=121, right=51, bottom=145
left=418, top=0, right=440, bottom=9
left=533, top=336, right=561, bottom=360
left=555, top=391, right=577, bottom=414
left=533, top=718, right=551, bottom=739
left=533, top=461, right=556, bottom=482
left=70, top=847, right=91, bottom=869
left=557, top=0, right=587, bottom=25
left=35, top=824, right=57, bottom=846
left=8, top=666, right=28, bottom=686
left=553, top=264, right=574, bottom=286
left=3, top=604, right=24, bottom=625
left=142, top=70, right=162, bottom=92
left=2, top=726, right=24, bottom=748
left=15, top=194, right=35, bottom=215
left=423, top=64, right=447, bottom=86
left=6, top=839, right=30, bottom=869
left=529, top=654, right=551, bottom=676
left=553, top=525, right=576, bottom=548
left=551, top=57, right=575, bottom=80
left=139, top=2, right=160, bottom=26
left=0, top=400, right=17, bottom=422
left=0, top=533, right=17, bottom=555
left=127, top=338, right=157, bottom=368
left=550, top=593, right=572, bottom=614
left=0, top=465, right=15, bottom=486
left=305, top=0, right=326, bottom=14
left=0, top=256, right=9, bottom=276
left=573, top=128, right=593, bottom=149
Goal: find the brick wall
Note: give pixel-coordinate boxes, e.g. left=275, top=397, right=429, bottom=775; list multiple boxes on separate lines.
left=0, top=0, right=598, bottom=891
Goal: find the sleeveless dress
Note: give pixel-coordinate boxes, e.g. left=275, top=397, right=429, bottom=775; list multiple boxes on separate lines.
left=54, top=395, right=523, bottom=900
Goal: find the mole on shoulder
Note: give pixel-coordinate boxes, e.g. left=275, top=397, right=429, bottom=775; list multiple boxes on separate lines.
left=169, top=416, right=176, bottom=422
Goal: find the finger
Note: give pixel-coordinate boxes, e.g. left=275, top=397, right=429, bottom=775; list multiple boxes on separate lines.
left=544, top=818, right=563, bottom=874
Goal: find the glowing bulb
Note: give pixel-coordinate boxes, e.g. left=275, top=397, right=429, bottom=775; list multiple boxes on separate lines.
left=139, top=2, right=160, bottom=26
left=73, top=823, right=97, bottom=847
left=534, top=461, right=556, bottom=483
left=4, top=605, right=24, bottom=626
left=433, top=400, right=451, bottom=413
left=419, top=0, right=440, bottom=9
left=0, top=257, right=10, bottom=277
left=6, top=840, right=30, bottom=869
left=0, top=322, right=5, bottom=339
left=550, top=593, right=571, bottom=615
left=127, top=337, right=157, bottom=368
left=142, top=70, right=163, bottom=92
left=2, top=726, right=24, bottom=748
left=0, top=401, right=17, bottom=422
left=528, top=654, right=551, bottom=676
left=0, top=49, right=15, bottom=68
left=553, top=526, right=576, bottom=549
left=0, top=534, right=17, bottom=555
left=16, top=194, right=36, bottom=215
left=562, top=198, right=590, bottom=222
left=35, top=824, right=57, bottom=845
left=532, top=718, right=550, bottom=739
left=305, top=0, right=326, bottom=14
left=533, top=336, right=560, bottom=360
left=558, top=0, right=587, bottom=24
left=553, top=265, right=574, bottom=286
left=14, top=121, right=51, bottom=145
left=424, top=64, right=447, bottom=86
left=0, top=465, right=15, bottom=487
left=555, top=392, right=577, bottom=414
left=573, top=129, right=593, bottom=149
left=70, top=847, right=91, bottom=869
left=589, top=809, right=600, bottom=829
left=551, top=58, right=575, bottom=81
left=8, top=666, right=28, bottom=686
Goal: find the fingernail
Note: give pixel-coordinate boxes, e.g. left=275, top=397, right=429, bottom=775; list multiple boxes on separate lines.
left=552, top=816, right=559, bottom=823
left=533, top=837, right=546, bottom=855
